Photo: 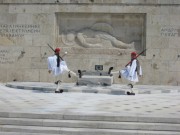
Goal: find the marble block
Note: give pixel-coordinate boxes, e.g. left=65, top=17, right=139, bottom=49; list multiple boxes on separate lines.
left=77, top=75, right=113, bottom=86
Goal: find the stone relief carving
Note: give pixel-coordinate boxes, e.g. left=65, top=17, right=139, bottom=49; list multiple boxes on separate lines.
left=61, top=23, right=134, bottom=49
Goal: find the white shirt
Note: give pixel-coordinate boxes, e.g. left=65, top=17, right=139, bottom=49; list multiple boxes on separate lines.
left=47, top=55, right=69, bottom=76
left=120, top=59, right=142, bottom=82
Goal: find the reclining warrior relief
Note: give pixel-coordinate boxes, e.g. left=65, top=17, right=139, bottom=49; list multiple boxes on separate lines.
left=61, top=23, right=134, bottom=49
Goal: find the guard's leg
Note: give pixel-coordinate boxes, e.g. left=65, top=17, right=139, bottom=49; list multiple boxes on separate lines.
left=54, top=75, right=62, bottom=93
left=55, top=80, right=61, bottom=93
left=127, top=82, right=135, bottom=95
left=108, top=67, right=113, bottom=74
left=68, top=70, right=77, bottom=78
left=110, top=71, right=121, bottom=78
left=127, top=83, right=133, bottom=95
left=78, top=70, right=82, bottom=78
left=119, top=71, right=121, bottom=78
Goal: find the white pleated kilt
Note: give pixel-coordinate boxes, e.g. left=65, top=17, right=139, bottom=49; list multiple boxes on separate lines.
left=48, top=56, right=69, bottom=76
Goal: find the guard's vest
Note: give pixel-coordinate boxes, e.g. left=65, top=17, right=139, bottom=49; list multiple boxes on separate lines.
left=56, top=54, right=60, bottom=67
left=130, top=59, right=140, bottom=75
left=136, top=59, right=140, bottom=75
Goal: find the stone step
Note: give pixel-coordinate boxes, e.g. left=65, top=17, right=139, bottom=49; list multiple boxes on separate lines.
left=5, top=82, right=180, bottom=95
left=0, top=118, right=180, bottom=131
left=1, top=125, right=180, bottom=135
left=1, top=112, right=180, bottom=124
left=0, top=132, right=63, bottom=135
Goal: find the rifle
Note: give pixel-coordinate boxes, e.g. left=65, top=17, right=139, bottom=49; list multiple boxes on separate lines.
left=125, top=49, right=147, bottom=67
left=47, top=43, right=64, bottom=61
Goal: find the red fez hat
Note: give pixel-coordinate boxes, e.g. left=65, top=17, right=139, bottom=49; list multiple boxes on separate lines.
left=55, top=48, right=60, bottom=52
left=131, top=51, right=137, bottom=56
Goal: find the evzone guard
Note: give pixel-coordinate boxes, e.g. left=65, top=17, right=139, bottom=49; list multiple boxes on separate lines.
left=110, top=50, right=145, bottom=95
left=47, top=45, right=77, bottom=93
left=119, top=51, right=144, bottom=95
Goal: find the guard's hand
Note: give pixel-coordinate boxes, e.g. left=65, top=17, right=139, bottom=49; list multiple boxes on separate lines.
left=48, top=70, right=51, bottom=74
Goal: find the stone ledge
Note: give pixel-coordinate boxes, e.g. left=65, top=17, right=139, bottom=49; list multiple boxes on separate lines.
left=77, top=75, right=113, bottom=86
left=0, top=0, right=180, bottom=5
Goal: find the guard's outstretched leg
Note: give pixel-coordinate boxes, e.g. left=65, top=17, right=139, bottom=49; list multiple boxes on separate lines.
left=68, top=70, right=77, bottom=78
left=68, top=71, right=71, bottom=78
left=110, top=70, right=120, bottom=77
left=108, top=67, right=113, bottom=75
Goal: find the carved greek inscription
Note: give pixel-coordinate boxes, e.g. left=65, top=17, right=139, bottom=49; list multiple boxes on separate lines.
left=161, top=27, right=179, bottom=37
left=0, top=24, right=40, bottom=37
left=0, top=49, right=15, bottom=64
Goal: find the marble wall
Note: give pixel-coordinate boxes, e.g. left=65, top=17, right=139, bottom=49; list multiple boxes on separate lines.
left=0, top=0, right=179, bottom=85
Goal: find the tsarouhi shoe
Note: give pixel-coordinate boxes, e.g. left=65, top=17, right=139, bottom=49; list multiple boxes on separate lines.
left=68, top=71, right=71, bottom=78
left=118, top=71, right=121, bottom=78
left=130, top=92, right=135, bottom=95
left=127, top=91, right=135, bottom=95
left=108, top=67, right=113, bottom=74
left=78, top=70, right=82, bottom=78
left=55, top=90, right=60, bottom=93
left=59, top=89, right=63, bottom=93
left=127, top=91, right=131, bottom=95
